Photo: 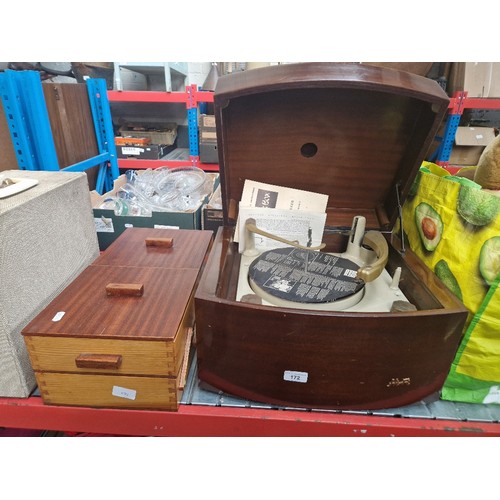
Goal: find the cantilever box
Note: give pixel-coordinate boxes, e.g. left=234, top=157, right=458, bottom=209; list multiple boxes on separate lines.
left=194, top=63, right=469, bottom=410
left=23, top=228, right=213, bottom=410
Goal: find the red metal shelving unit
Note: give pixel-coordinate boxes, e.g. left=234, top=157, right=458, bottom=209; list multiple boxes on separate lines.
left=3, top=88, right=500, bottom=438
left=1, top=394, right=499, bottom=437
left=2, top=351, right=500, bottom=437
left=107, top=86, right=219, bottom=172
left=435, top=93, right=500, bottom=172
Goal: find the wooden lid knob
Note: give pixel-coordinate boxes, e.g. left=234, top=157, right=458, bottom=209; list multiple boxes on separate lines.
left=106, top=283, right=144, bottom=296
left=145, top=237, right=174, bottom=248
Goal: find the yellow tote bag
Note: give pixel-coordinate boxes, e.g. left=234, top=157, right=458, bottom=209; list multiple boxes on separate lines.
left=401, top=165, right=500, bottom=404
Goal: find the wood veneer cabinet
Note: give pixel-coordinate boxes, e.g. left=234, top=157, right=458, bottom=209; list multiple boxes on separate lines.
left=23, top=228, right=213, bottom=410
left=194, top=63, right=469, bottom=410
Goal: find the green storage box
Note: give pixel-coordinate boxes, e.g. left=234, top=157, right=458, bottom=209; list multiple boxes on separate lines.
left=91, top=172, right=218, bottom=250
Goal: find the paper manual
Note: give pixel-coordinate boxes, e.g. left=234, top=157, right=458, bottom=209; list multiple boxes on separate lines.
left=236, top=180, right=329, bottom=253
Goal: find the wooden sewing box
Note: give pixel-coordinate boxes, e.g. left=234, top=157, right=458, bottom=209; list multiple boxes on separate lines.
left=194, top=62, right=468, bottom=410
left=22, top=227, right=213, bottom=410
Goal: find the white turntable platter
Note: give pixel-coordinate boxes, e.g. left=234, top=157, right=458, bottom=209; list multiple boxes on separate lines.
left=248, top=247, right=365, bottom=311
left=236, top=215, right=412, bottom=312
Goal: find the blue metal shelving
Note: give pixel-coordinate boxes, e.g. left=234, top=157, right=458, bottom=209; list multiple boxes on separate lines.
left=0, top=70, right=59, bottom=171
left=0, top=70, right=119, bottom=194
left=84, top=78, right=119, bottom=193
left=186, top=84, right=200, bottom=157
left=428, top=91, right=467, bottom=165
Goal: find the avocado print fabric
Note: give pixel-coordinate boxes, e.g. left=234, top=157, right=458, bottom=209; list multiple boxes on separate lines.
left=401, top=165, right=500, bottom=405
left=443, top=274, right=500, bottom=404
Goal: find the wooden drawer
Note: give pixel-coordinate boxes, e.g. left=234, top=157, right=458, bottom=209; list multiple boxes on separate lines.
left=33, top=328, right=192, bottom=411
left=24, top=333, right=189, bottom=377
left=28, top=323, right=193, bottom=412
left=36, top=369, right=185, bottom=410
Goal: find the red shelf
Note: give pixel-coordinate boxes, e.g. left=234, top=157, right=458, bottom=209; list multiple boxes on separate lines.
left=107, top=89, right=214, bottom=106
left=1, top=395, right=499, bottom=437
left=116, top=157, right=219, bottom=172
left=108, top=90, right=188, bottom=104
left=449, top=94, right=500, bottom=110
left=448, top=93, right=500, bottom=115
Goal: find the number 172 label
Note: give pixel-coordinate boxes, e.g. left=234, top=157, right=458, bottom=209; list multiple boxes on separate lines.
left=283, top=370, right=308, bottom=383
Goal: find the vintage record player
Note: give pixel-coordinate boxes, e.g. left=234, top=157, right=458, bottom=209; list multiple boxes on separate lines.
left=194, top=62, right=469, bottom=410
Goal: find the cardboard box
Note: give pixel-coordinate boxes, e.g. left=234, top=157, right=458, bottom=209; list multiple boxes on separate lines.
left=202, top=184, right=223, bottom=232
left=200, top=130, right=217, bottom=141
left=200, top=114, right=216, bottom=128
left=448, top=126, right=496, bottom=166
left=199, top=141, right=219, bottom=164
left=448, top=62, right=500, bottom=98
left=119, top=123, right=178, bottom=145
left=199, top=114, right=217, bottom=155
left=116, top=143, right=175, bottom=159
left=91, top=173, right=218, bottom=250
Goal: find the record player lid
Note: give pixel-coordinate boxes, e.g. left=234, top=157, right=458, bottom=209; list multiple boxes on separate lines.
left=213, top=62, right=449, bottom=231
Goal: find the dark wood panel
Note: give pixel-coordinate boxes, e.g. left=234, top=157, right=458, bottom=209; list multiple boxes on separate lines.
left=214, top=62, right=450, bottom=230
left=43, top=83, right=99, bottom=189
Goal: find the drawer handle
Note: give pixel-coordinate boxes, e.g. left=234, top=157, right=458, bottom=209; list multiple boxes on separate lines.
left=106, top=283, right=144, bottom=296
left=145, top=237, right=173, bottom=248
left=75, top=353, right=122, bottom=369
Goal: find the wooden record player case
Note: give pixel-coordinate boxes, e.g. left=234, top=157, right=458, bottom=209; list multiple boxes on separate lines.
left=194, top=63, right=469, bottom=410
left=22, top=228, right=213, bottom=411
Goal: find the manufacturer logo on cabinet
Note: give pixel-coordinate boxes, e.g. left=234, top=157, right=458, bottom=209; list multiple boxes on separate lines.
left=386, top=377, right=411, bottom=388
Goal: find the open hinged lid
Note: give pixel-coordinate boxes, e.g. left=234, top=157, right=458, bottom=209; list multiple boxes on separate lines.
left=214, top=62, right=450, bottom=231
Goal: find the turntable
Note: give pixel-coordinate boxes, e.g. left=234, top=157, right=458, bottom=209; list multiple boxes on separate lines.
left=194, top=63, right=468, bottom=410
left=237, top=214, right=407, bottom=313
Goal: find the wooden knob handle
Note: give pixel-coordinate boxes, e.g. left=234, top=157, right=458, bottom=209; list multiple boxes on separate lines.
left=75, top=353, right=122, bottom=369
left=145, top=237, right=174, bottom=248
left=106, top=283, right=144, bottom=296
